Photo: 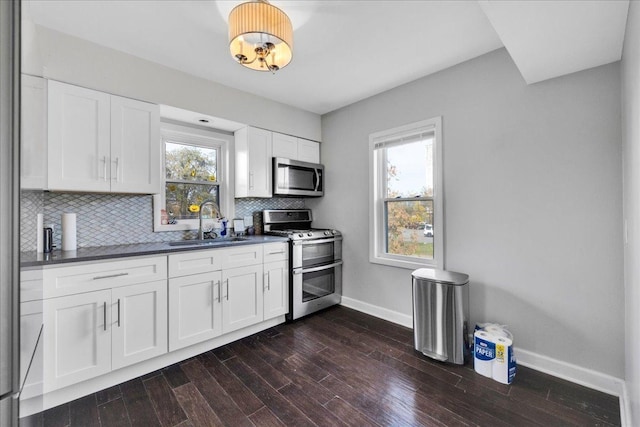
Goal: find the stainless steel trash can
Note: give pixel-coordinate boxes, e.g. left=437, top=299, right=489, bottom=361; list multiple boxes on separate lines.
left=412, top=268, right=469, bottom=365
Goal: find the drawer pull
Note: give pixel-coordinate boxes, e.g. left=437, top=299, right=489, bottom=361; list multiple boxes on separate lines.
left=103, top=302, right=107, bottom=331
left=268, top=251, right=285, bottom=255
left=92, top=272, right=129, bottom=280
left=117, top=298, right=121, bottom=327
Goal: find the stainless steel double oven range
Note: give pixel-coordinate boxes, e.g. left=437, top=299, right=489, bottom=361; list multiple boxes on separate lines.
left=263, top=209, right=342, bottom=320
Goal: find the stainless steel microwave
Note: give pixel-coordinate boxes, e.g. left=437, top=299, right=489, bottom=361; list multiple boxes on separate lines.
left=273, top=157, right=324, bottom=197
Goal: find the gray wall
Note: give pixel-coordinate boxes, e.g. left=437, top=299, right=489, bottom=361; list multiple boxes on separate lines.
left=623, top=1, right=640, bottom=423
left=21, top=23, right=321, bottom=141
left=311, top=48, right=623, bottom=377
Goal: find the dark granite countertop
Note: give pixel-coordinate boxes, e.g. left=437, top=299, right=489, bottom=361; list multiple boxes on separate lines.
left=20, top=235, right=289, bottom=267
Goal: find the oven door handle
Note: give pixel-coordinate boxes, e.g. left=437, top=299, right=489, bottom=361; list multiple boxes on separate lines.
left=293, top=260, right=343, bottom=275
left=292, top=236, right=342, bottom=246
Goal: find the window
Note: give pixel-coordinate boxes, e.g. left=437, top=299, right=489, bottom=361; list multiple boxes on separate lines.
left=154, top=123, right=234, bottom=231
left=369, top=117, right=443, bottom=270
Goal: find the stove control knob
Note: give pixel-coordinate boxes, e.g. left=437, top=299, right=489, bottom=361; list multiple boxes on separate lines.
left=307, top=232, right=313, bottom=237
left=324, top=231, right=330, bottom=236
left=332, top=230, right=338, bottom=235
left=298, top=233, right=304, bottom=238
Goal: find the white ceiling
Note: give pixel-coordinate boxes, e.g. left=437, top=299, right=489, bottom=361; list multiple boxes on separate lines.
left=22, top=0, right=629, bottom=116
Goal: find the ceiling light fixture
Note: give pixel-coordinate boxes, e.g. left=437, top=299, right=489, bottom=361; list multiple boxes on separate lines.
left=228, top=0, right=293, bottom=73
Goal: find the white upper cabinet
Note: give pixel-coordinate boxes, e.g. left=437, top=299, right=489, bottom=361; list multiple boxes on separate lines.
left=47, top=80, right=160, bottom=194
left=235, top=126, right=321, bottom=198
left=110, top=96, right=160, bottom=194
left=297, top=138, right=320, bottom=163
left=235, top=126, right=272, bottom=198
left=21, top=75, right=48, bottom=190
left=48, top=80, right=111, bottom=192
left=272, top=132, right=298, bottom=159
left=272, top=131, right=320, bottom=164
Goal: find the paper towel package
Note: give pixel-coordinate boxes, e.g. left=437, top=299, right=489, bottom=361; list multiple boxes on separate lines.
left=473, top=330, right=495, bottom=378
left=474, top=324, right=516, bottom=384
left=492, top=336, right=516, bottom=384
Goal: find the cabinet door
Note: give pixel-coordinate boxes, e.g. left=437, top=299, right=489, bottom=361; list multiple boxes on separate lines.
left=111, top=281, right=167, bottom=370
left=21, top=75, right=47, bottom=190
left=110, top=96, right=160, bottom=194
left=169, top=272, right=222, bottom=351
left=43, top=290, right=111, bottom=392
left=297, top=138, right=320, bottom=163
left=20, top=301, right=43, bottom=399
left=272, top=132, right=298, bottom=159
left=263, top=261, right=289, bottom=320
left=247, top=127, right=272, bottom=197
left=222, top=265, right=264, bottom=334
left=47, top=80, right=111, bottom=192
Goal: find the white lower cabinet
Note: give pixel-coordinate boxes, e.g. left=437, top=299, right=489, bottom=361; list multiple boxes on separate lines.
left=168, top=242, right=288, bottom=349
left=20, top=300, right=44, bottom=399
left=263, top=260, right=288, bottom=320
left=43, top=290, right=112, bottom=392
left=32, top=243, right=289, bottom=407
left=222, top=264, right=264, bottom=334
left=43, top=282, right=168, bottom=392
left=111, top=280, right=167, bottom=370
left=41, top=258, right=168, bottom=393
left=169, top=271, right=223, bottom=351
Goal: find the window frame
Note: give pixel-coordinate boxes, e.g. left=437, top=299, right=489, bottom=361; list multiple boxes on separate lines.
left=153, top=122, right=235, bottom=232
left=369, top=117, right=444, bottom=270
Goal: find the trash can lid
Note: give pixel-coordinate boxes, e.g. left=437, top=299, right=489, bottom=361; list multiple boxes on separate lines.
left=411, top=268, right=469, bottom=285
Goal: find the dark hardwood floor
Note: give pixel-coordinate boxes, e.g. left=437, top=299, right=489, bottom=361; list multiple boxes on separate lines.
left=21, top=306, right=621, bottom=426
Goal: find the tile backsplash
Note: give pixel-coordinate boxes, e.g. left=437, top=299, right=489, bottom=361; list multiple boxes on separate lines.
left=20, top=191, right=304, bottom=252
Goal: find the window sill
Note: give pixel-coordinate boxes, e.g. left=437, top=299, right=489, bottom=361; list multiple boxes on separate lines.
left=369, top=254, right=440, bottom=271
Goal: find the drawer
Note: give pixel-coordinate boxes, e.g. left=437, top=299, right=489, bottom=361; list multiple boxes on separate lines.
left=21, top=267, right=43, bottom=302
left=263, top=242, right=288, bottom=263
left=220, top=244, right=264, bottom=269
left=42, top=256, right=167, bottom=298
left=169, top=250, right=223, bottom=278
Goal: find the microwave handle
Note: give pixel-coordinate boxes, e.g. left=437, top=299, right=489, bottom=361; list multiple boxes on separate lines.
left=314, top=169, right=321, bottom=192
left=293, top=260, right=343, bottom=275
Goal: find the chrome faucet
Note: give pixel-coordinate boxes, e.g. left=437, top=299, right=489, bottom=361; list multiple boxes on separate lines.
left=198, top=199, right=220, bottom=240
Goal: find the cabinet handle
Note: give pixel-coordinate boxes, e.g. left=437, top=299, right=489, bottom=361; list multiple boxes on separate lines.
left=93, top=272, right=129, bottom=280
left=264, top=272, right=270, bottom=291
left=226, top=279, right=229, bottom=301
left=103, top=301, right=107, bottom=331
left=216, top=280, right=221, bottom=302
left=268, top=250, right=285, bottom=255
left=249, top=172, right=254, bottom=190
left=112, top=157, right=119, bottom=182
left=117, top=298, right=121, bottom=327
left=102, top=156, right=107, bottom=182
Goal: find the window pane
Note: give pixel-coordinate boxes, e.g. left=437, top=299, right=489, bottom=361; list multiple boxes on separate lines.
left=385, top=199, right=434, bottom=259
left=386, top=137, right=433, bottom=198
left=165, top=183, right=219, bottom=220
left=166, top=142, right=217, bottom=182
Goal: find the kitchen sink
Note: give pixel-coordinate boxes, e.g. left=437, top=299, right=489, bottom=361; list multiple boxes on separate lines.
left=168, top=237, right=249, bottom=247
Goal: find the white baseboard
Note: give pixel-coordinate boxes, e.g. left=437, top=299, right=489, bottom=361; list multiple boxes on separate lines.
left=515, top=349, right=625, bottom=397
left=340, top=297, right=630, bottom=426
left=340, top=296, right=413, bottom=328
left=516, top=349, right=629, bottom=426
